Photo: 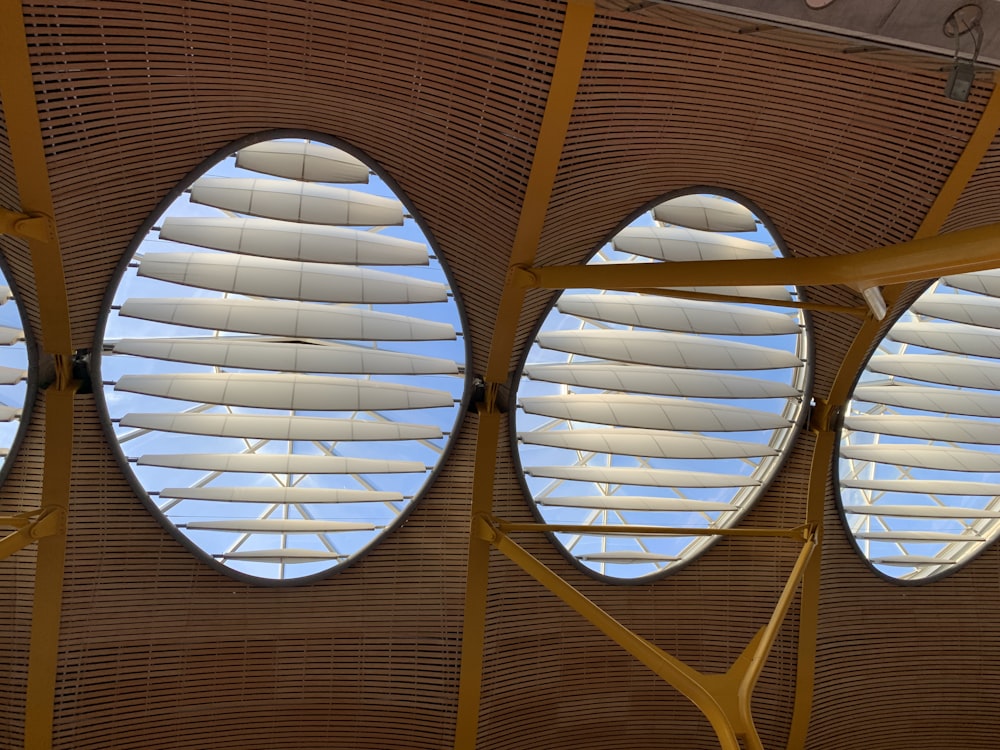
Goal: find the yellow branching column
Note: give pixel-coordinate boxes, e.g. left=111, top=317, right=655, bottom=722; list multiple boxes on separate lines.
left=0, top=1, right=79, bottom=748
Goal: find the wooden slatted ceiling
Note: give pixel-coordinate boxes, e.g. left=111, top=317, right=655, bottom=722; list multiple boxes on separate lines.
left=23, top=0, right=562, bottom=373
left=942, top=131, right=1000, bottom=234
left=0, top=1, right=997, bottom=749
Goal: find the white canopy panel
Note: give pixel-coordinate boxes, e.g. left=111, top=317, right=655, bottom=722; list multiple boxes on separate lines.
left=525, top=465, right=759, bottom=487
left=115, top=372, right=454, bottom=411
left=518, top=428, right=777, bottom=458
left=120, top=298, right=456, bottom=341
left=911, top=295, right=1000, bottom=329
left=0, top=326, right=23, bottom=345
left=841, top=444, right=1000, bottom=472
left=841, top=478, right=1000, bottom=495
left=650, top=194, right=758, bottom=232
left=556, top=294, right=799, bottom=335
left=190, top=177, right=403, bottom=226
left=112, top=336, right=459, bottom=374
left=857, top=531, right=983, bottom=542
left=218, top=549, right=347, bottom=563
left=535, top=496, right=738, bottom=512
left=662, top=285, right=793, bottom=301
left=0, top=366, right=26, bottom=385
left=577, top=551, right=680, bottom=563
left=136, top=252, right=448, bottom=303
left=612, top=225, right=771, bottom=261
left=522, top=362, right=798, bottom=399
left=520, top=394, right=791, bottom=431
left=844, top=415, right=1000, bottom=444
left=868, top=354, right=1000, bottom=390
left=943, top=270, right=1000, bottom=298
left=159, top=216, right=427, bottom=265
left=138, top=453, right=426, bottom=474
left=160, top=486, right=404, bottom=503
left=853, top=384, right=1000, bottom=418
left=185, top=519, right=377, bottom=533
left=234, top=141, right=370, bottom=183
left=535, top=330, right=802, bottom=370
left=843, top=504, right=1000, bottom=519
left=121, top=413, right=441, bottom=441
left=888, top=322, right=1000, bottom=359
left=871, top=556, right=957, bottom=566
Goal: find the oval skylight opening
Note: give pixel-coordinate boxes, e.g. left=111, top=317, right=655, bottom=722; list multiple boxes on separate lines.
left=99, top=137, right=466, bottom=582
left=0, top=269, right=28, bottom=474
left=839, top=272, right=1000, bottom=582
left=515, top=193, right=808, bottom=581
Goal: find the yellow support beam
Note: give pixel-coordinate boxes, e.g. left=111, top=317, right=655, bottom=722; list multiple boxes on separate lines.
left=514, top=220, right=1000, bottom=296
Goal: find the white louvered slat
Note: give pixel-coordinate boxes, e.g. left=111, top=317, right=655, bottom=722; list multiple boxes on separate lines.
left=557, top=294, right=799, bottom=335
left=520, top=394, right=791, bottom=431
left=235, top=141, right=370, bottom=183
left=115, top=372, right=454, bottom=411
left=137, top=453, right=426, bottom=474
left=190, top=177, right=403, bottom=225
left=121, top=413, right=442, bottom=441
left=112, top=336, right=459, bottom=374
left=524, top=465, right=759, bottom=488
left=650, top=194, right=757, bottom=232
left=159, top=487, right=404, bottom=504
left=535, top=329, right=802, bottom=370
left=159, top=216, right=427, bottom=265
left=518, top=428, right=777, bottom=458
left=522, top=362, right=798, bottom=398
left=137, top=252, right=448, bottom=303
left=120, top=298, right=456, bottom=340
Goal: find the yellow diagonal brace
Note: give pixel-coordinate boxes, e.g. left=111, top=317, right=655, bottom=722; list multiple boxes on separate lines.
left=786, top=71, right=1000, bottom=750
left=478, top=516, right=814, bottom=750
left=515, top=220, right=1000, bottom=295
left=476, top=516, right=740, bottom=750
left=0, top=0, right=72, bottom=356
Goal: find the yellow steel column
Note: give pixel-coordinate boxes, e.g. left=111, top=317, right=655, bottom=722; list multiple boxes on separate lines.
left=0, top=2, right=78, bottom=748
left=24, top=383, right=78, bottom=750
left=785, top=72, right=1000, bottom=750
left=452, top=2, right=595, bottom=747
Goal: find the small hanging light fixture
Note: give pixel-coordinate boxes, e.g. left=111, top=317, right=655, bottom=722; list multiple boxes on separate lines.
left=944, top=4, right=984, bottom=102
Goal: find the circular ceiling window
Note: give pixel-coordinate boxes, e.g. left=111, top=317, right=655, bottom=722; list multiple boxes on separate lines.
left=99, top=137, right=467, bottom=582
left=839, top=272, right=1000, bottom=581
left=515, top=194, right=809, bottom=581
